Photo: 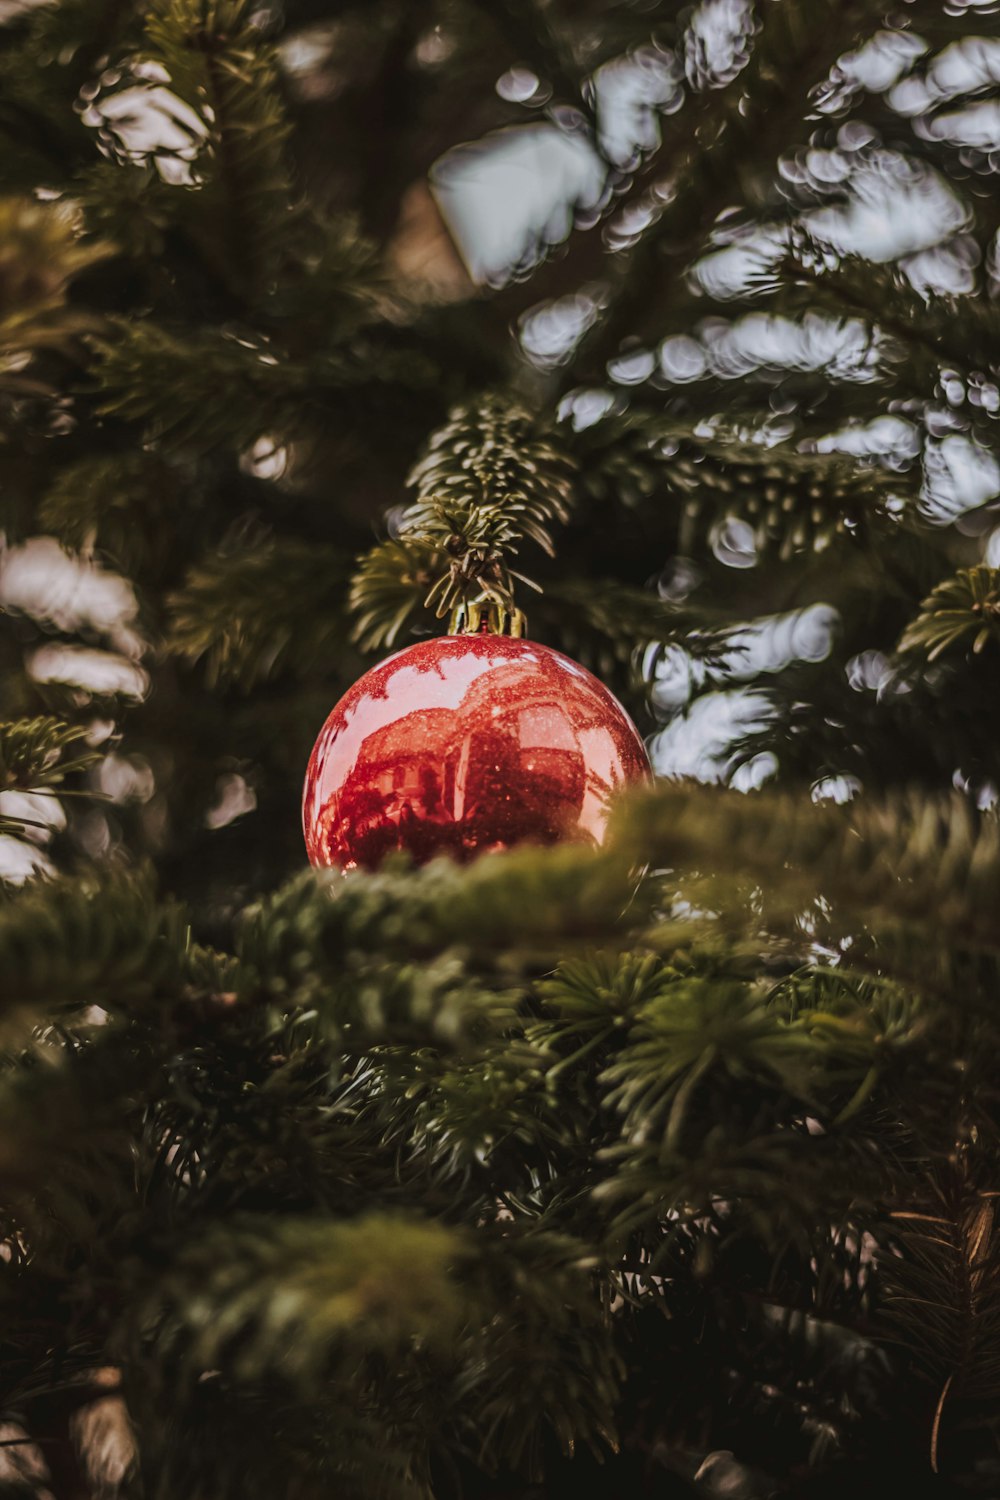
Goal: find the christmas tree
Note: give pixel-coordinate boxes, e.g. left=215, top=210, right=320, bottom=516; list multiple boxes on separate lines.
left=4, top=0, right=1000, bottom=1494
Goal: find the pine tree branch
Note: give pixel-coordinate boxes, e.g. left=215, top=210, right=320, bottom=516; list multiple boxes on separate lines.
left=453, top=1229, right=623, bottom=1472
left=92, top=320, right=299, bottom=450
left=0, top=0, right=143, bottom=183
left=0, top=1026, right=157, bottom=1232
left=614, top=783, right=1000, bottom=956
left=0, top=868, right=219, bottom=1029
left=899, top=566, right=1000, bottom=664
left=348, top=537, right=444, bottom=652
left=0, top=718, right=99, bottom=795
left=36, top=451, right=189, bottom=577
left=880, top=1161, right=1000, bottom=1466
left=350, top=395, right=576, bottom=629
left=136, top=1212, right=470, bottom=1386
left=575, top=409, right=921, bottom=560
left=168, top=539, right=352, bottom=689
left=784, top=247, right=1000, bottom=406
left=0, top=198, right=109, bottom=393
left=570, top=0, right=890, bottom=384
left=238, top=845, right=643, bottom=992
left=404, top=394, right=576, bottom=557
left=92, top=317, right=442, bottom=455
left=139, top=0, right=293, bottom=300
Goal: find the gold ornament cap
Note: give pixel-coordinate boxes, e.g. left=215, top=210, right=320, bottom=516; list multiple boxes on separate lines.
left=447, top=600, right=526, bottom=637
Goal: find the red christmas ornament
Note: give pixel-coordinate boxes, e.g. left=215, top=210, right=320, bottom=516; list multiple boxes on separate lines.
left=303, top=633, right=650, bottom=870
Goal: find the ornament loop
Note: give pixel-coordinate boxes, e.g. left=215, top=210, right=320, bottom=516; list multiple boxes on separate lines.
left=448, top=601, right=526, bottom=637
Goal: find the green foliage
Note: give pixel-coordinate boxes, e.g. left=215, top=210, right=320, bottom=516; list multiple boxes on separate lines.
left=572, top=0, right=891, bottom=381
left=348, top=537, right=443, bottom=652
left=169, top=539, right=351, bottom=689
left=899, top=566, right=1000, bottom=663
left=350, top=395, right=577, bottom=627
left=537, top=576, right=714, bottom=681
left=0, top=713, right=100, bottom=843
left=0, top=196, right=107, bottom=390
left=880, top=1165, right=1000, bottom=1473
left=614, top=783, right=1000, bottom=956
left=93, top=320, right=302, bottom=451
left=0, top=783, right=994, bottom=1489
left=132, top=0, right=293, bottom=296
left=36, top=452, right=188, bottom=574
left=601, top=976, right=817, bottom=1150
left=668, top=433, right=915, bottom=561
left=455, top=1231, right=623, bottom=1472
left=238, top=845, right=642, bottom=989
left=74, top=160, right=173, bottom=265
left=93, top=316, right=440, bottom=457
left=0, top=716, right=98, bottom=794
left=0, top=867, right=193, bottom=1025
left=580, top=413, right=918, bottom=561
left=788, top=248, right=1000, bottom=419
left=7, top=0, right=1000, bottom=1495
left=404, top=396, right=576, bottom=560
left=535, top=950, right=672, bottom=1048
left=0, top=1027, right=166, bottom=1247
left=136, top=1212, right=470, bottom=1386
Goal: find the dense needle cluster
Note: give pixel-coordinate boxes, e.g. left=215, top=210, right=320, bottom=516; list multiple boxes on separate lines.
left=4, top=2, right=1000, bottom=1498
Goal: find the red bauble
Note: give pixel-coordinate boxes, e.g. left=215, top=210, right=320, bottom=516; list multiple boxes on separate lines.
left=303, top=633, right=650, bottom=870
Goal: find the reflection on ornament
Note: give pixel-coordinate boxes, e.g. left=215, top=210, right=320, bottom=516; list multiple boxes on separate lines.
left=303, top=634, right=650, bottom=870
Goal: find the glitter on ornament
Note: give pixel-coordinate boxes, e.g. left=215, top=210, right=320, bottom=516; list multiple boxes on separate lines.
left=303, top=633, right=650, bottom=870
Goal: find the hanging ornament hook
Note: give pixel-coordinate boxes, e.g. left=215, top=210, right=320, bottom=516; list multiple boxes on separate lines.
left=447, top=599, right=526, bottom=637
